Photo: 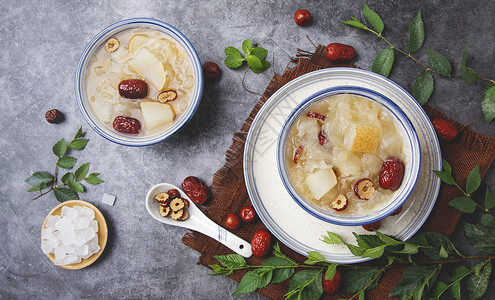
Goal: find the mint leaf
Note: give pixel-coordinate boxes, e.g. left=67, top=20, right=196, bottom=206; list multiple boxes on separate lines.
left=61, top=172, right=74, bottom=184
left=250, top=59, right=270, bottom=74
left=246, top=54, right=263, bottom=69
left=224, top=46, right=244, bottom=68
left=52, top=138, right=67, bottom=157
left=232, top=270, right=272, bottom=296
left=75, top=162, right=90, bottom=180
left=451, top=265, right=470, bottom=300
left=353, top=233, right=384, bottom=248
left=481, top=214, right=495, bottom=227
left=213, top=254, right=246, bottom=269
left=485, top=187, right=495, bottom=209
left=393, top=243, right=419, bottom=255
left=287, top=269, right=323, bottom=300
left=261, top=257, right=296, bottom=283
left=362, top=245, right=386, bottom=258
left=341, top=16, right=368, bottom=30
left=57, top=156, right=77, bottom=169
left=464, top=223, right=495, bottom=254
left=466, top=165, right=481, bottom=194
left=304, top=251, right=327, bottom=265
left=482, top=83, right=495, bottom=123
left=251, top=47, right=268, bottom=60
left=433, top=170, right=455, bottom=185
left=53, top=187, right=78, bottom=202
left=341, top=269, right=382, bottom=293
left=363, top=2, right=384, bottom=34
left=209, top=264, right=232, bottom=276
left=74, top=126, right=86, bottom=139
left=375, top=231, right=401, bottom=245
left=372, top=47, right=394, bottom=77
left=427, top=47, right=451, bottom=77
left=466, top=262, right=492, bottom=300
left=449, top=196, right=476, bottom=213
left=68, top=181, right=84, bottom=193
left=25, top=171, right=53, bottom=188
left=412, top=70, right=434, bottom=105
left=242, top=39, right=253, bottom=55
left=389, top=265, right=438, bottom=297
left=69, top=138, right=89, bottom=150
left=322, top=232, right=345, bottom=244
left=324, top=263, right=338, bottom=280
left=85, top=173, right=104, bottom=185
left=408, top=11, right=424, bottom=54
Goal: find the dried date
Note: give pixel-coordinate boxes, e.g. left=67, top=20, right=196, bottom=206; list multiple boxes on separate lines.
left=325, top=43, right=357, bottom=63
left=118, top=79, right=148, bottom=99
left=181, top=176, right=210, bottom=205
left=113, top=116, right=141, bottom=134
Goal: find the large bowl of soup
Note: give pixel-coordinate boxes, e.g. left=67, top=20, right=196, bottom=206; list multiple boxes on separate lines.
left=277, top=86, right=421, bottom=226
left=75, top=18, right=203, bottom=146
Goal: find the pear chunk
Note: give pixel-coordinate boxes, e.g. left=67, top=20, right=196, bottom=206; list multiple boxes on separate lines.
left=129, top=48, right=166, bottom=90
left=140, top=102, right=175, bottom=131
left=305, top=169, right=337, bottom=200
left=129, top=34, right=150, bottom=54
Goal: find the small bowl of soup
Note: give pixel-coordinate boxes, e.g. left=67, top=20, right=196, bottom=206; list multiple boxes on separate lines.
left=75, top=18, right=203, bottom=146
left=277, top=86, right=421, bottom=226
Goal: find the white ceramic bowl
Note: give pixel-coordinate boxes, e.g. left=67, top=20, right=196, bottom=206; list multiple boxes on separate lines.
left=75, top=18, right=203, bottom=146
left=277, top=86, right=421, bottom=226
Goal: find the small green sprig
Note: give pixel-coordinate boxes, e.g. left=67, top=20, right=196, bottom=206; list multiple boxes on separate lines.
left=25, top=127, right=104, bottom=202
left=224, top=39, right=271, bottom=74
left=341, top=2, right=495, bottom=123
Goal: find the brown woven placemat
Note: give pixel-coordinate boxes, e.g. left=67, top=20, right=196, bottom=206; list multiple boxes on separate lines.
left=182, top=45, right=495, bottom=299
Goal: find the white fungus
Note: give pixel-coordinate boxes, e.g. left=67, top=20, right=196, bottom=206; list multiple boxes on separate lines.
left=41, top=205, right=100, bottom=266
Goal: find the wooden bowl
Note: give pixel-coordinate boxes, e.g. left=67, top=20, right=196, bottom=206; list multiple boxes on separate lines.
left=41, top=200, right=108, bottom=270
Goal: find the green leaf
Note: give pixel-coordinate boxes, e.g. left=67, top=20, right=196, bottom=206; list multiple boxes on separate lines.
left=69, top=138, right=89, bottom=150
left=209, top=264, right=233, bottom=276
left=393, top=243, right=419, bottom=255
left=451, top=265, right=470, bottom=300
left=433, top=170, right=456, bottom=185
left=74, top=126, right=86, bottom=139
left=427, top=47, right=452, bottom=77
left=341, top=16, right=368, bottom=30
left=430, top=281, right=448, bottom=299
left=242, top=39, right=253, bottom=55
left=438, top=245, right=448, bottom=258
left=27, top=187, right=40, bottom=192
left=68, top=181, right=84, bottom=193
left=353, top=233, right=385, bottom=248
left=442, top=159, right=453, bottom=174
left=52, top=138, right=68, bottom=157
left=408, top=11, right=424, bottom=54
left=362, top=2, right=384, bottom=34
left=466, top=262, right=492, bottom=300
left=375, top=231, right=401, bottom=245
left=346, top=243, right=365, bottom=257
left=389, top=265, right=438, bottom=297
left=287, top=269, right=323, bottom=300
left=420, top=232, right=461, bottom=260
left=304, top=251, right=327, bottom=265
left=251, top=47, right=268, bottom=60
left=466, top=165, right=481, bottom=194
left=61, top=172, right=74, bottom=184
left=224, top=47, right=244, bottom=68
left=461, top=43, right=480, bottom=84
left=246, top=54, right=263, bottom=69
left=481, top=214, right=495, bottom=227
left=341, top=269, right=382, bottom=293
left=321, top=232, right=345, bottom=244
left=57, top=156, right=77, bottom=169
left=324, top=264, right=338, bottom=280
left=482, top=83, right=495, bottom=123
left=250, top=59, right=271, bottom=74
left=464, top=223, right=495, bottom=254
left=412, top=70, right=434, bottom=105
left=372, top=47, right=394, bottom=77
left=261, top=257, right=295, bottom=283
left=485, top=187, right=495, bottom=210
left=75, top=163, right=90, bottom=180
left=213, top=254, right=246, bottom=268
left=362, top=246, right=385, bottom=258
left=449, top=196, right=476, bottom=213
left=232, top=270, right=272, bottom=296
left=85, top=173, right=104, bottom=185
left=53, top=187, right=78, bottom=202
left=25, top=171, right=53, bottom=188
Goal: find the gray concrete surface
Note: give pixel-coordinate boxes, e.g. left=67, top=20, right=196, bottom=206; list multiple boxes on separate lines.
left=1, top=0, right=494, bottom=299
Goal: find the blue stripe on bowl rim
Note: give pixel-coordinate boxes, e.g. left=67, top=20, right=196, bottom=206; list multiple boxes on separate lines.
left=75, top=18, right=203, bottom=146
left=243, top=67, right=441, bottom=263
left=276, top=86, right=421, bottom=226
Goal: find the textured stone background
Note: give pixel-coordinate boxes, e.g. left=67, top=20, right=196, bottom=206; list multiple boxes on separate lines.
left=1, top=0, right=494, bottom=299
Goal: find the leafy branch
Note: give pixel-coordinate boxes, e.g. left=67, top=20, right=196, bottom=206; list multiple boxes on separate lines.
left=341, top=2, right=495, bottom=123
left=25, top=127, right=104, bottom=202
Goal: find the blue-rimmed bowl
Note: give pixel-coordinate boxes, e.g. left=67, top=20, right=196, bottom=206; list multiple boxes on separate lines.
left=75, top=18, right=203, bottom=146
left=277, top=86, right=421, bottom=226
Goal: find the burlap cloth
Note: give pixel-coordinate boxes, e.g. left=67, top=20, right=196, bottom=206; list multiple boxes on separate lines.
left=182, top=45, right=495, bottom=299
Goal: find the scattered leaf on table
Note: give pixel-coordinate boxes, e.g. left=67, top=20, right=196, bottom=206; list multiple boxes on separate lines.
left=363, top=2, right=384, bottom=34
left=427, top=46, right=451, bottom=77
left=372, top=47, right=394, bottom=77
left=412, top=70, right=434, bottom=105
left=408, top=10, right=424, bottom=53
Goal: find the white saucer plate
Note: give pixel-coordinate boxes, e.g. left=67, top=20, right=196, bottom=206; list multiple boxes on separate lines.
left=243, top=68, right=442, bottom=264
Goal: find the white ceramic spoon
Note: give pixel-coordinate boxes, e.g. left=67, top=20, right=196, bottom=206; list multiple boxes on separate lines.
left=146, top=183, right=252, bottom=258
